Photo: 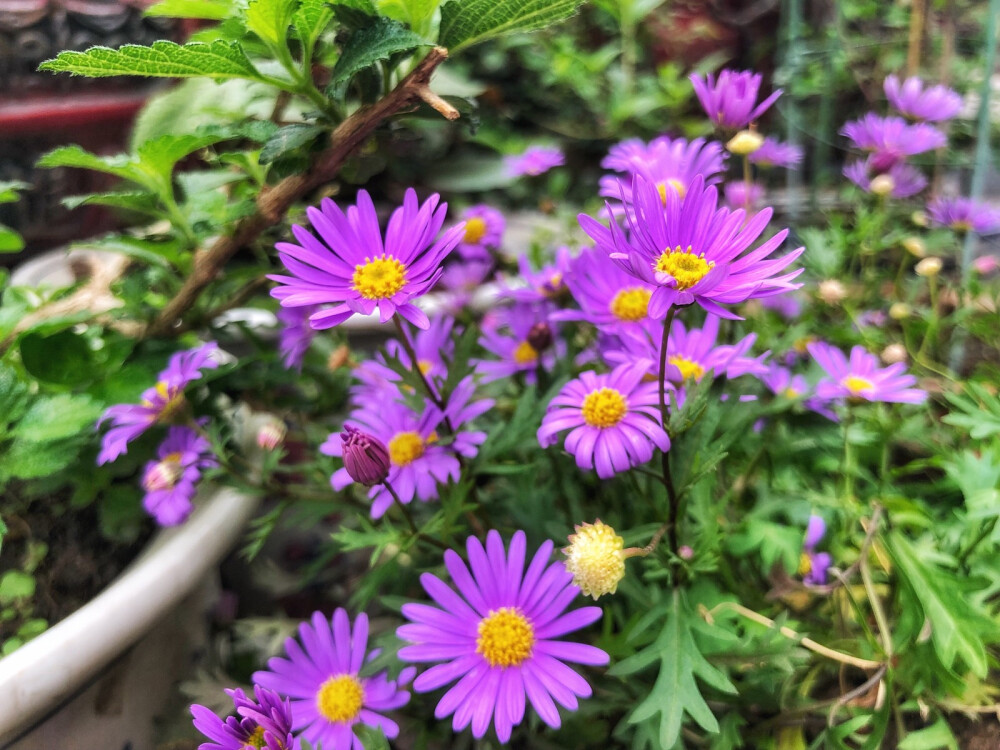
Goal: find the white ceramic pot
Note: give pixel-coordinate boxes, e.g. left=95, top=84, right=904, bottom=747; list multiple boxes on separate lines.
left=0, top=488, right=259, bottom=750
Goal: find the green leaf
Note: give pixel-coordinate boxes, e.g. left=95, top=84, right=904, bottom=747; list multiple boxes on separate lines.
left=897, top=718, right=959, bottom=750
left=0, top=227, right=24, bottom=253
left=63, top=191, right=162, bottom=216
left=352, top=724, right=390, bottom=750
left=145, top=0, right=235, bottom=19
left=4, top=439, right=81, bottom=480
left=438, top=0, right=582, bottom=52
left=294, top=0, right=336, bottom=49
left=611, top=589, right=735, bottom=747
left=329, top=17, right=430, bottom=90
left=377, top=0, right=441, bottom=36
left=332, top=0, right=379, bottom=30
left=259, top=124, right=326, bottom=164
left=19, top=329, right=96, bottom=387
left=14, top=395, right=102, bottom=443
left=245, top=0, right=297, bottom=46
left=39, top=40, right=266, bottom=82
left=0, top=571, right=35, bottom=603
left=0, top=181, right=28, bottom=203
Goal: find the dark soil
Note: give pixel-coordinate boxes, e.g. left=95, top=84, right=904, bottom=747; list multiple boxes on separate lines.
left=0, top=500, right=150, bottom=644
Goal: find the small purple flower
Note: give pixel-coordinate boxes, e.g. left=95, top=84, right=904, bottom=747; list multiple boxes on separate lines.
left=884, top=75, right=963, bottom=122
left=844, top=159, right=927, bottom=199
left=455, top=204, right=505, bottom=262
left=927, top=196, right=1000, bottom=235
left=800, top=514, right=832, bottom=586
left=254, top=609, right=414, bottom=749
left=690, top=69, right=782, bottom=129
left=277, top=304, right=318, bottom=371
left=723, top=180, right=765, bottom=211
left=759, top=293, right=802, bottom=319
left=141, top=425, right=216, bottom=527
left=340, top=425, right=391, bottom=486
left=501, top=247, right=574, bottom=307
left=841, top=114, right=946, bottom=171
left=807, top=341, right=927, bottom=405
left=97, top=342, right=219, bottom=465
left=749, top=138, right=803, bottom=169
left=505, top=146, right=564, bottom=177
left=537, top=362, right=669, bottom=478
left=579, top=175, right=804, bottom=321
left=269, top=188, right=464, bottom=331
left=973, top=254, right=1000, bottom=276
left=352, top=315, right=456, bottom=402
left=476, top=304, right=564, bottom=384
left=762, top=364, right=836, bottom=420
left=397, top=530, right=608, bottom=742
left=190, top=684, right=293, bottom=750
left=552, top=247, right=656, bottom=331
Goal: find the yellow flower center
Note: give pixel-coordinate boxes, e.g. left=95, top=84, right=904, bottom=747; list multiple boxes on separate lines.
left=143, top=380, right=186, bottom=421
left=655, top=246, right=714, bottom=290
left=842, top=375, right=874, bottom=395
left=581, top=387, right=627, bottom=428
left=951, top=220, right=973, bottom=233
left=512, top=340, right=539, bottom=365
left=476, top=607, right=535, bottom=668
left=316, top=674, right=364, bottom=724
left=352, top=255, right=407, bottom=300
left=543, top=273, right=565, bottom=296
left=242, top=726, right=267, bottom=749
left=388, top=431, right=425, bottom=467
left=609, top=287, right=651, bottom=321
left=783, top=387, right=800, bottom=399
left=417, top=359, right=434, bottom=375
left=656, top=179, right=686, bottom=204
left=668, top=356, right=706, bottom=382
left=142, top=452, right=184, bottom=491
left=463, top=216, right=488, bottom=244
left=798, top=552, right=813, bottom=576
left=563, top=520, right=625, bottom=599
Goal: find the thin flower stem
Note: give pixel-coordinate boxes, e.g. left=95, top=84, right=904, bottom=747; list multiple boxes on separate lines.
left=916, top=276, right=940, bottom=361
left=704, top=601, right=883, bottom=671
left=860, top=556, right=894, bottom=657
left=841, top=406, right=856, bottom=505
left=742, top=155, right=753, bottom=211
left=657, top=306, right=681, bottom=554
left=957, top=517, right=998, bottom=569
left=621, top=522, right=671, bottom=559
left=392, top=316, right=456, bottom=434
left=383, top=480, right=448, bottom=551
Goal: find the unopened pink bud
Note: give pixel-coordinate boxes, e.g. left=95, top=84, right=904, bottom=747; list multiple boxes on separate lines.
left=341, top=425, right=391, bottom=486
left=257, top=420, right=287, bottom=451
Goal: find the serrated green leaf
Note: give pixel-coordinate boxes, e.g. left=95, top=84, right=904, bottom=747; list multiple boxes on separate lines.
left=332, top=0, right=379, bottom=30
left=4, top=439, right=81, bottom=480
left=63, top=191, right=162, bottom=215
left=39, top=40, right=266, bottom=82
left=145, top=0, right=235, bottom=19
left=329, top=17, right=430, bottom=90
left=13, top=395, right=102, bottom=443
left=259, top=124, right=326, bottom=164
left=245, top=0, right=297, bottom=46
left=294, top=0, right=336, bottom=49
left=438, top=0, right=581, bottom=52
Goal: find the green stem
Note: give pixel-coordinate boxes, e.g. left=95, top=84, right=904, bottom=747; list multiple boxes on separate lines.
left=861, top=557, right=893, bottom=657
left=957, top=517, right=997, bottom=569
left=842, top=406, right=856, bottom=505
left=916, top=276, right=939, bottom=361
left=742, top=155, right=753, bottom=211
left=657, top=306, right=681, bottom=554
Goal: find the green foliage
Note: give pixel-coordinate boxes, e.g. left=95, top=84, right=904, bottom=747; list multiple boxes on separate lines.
left=0, top=181, right=27, bottom=253
left=245, top=0, right=297, bottom=47
left=439, top=0, right=583, bottom=51
left=146, top=0, right=236, bottom=19
left=942, top=382, right=1000, bottom=439
left=329, top=17, right=430, bottom=90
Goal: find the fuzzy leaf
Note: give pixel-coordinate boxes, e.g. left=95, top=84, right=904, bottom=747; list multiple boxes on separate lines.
left=145, top=0, right=235, bottom=19
left=245, top=0, right=297, bottom=46
left=14, top=395, right=102, bottom=443
left=329, top=17, right=430, bottom=89
left=259, top=124, right=326, bottom=164
left=294, top=0, right=336, bottom=48
left=438, top=0, right=582, bottom=52
left=39, top=40, right=266, bottom=82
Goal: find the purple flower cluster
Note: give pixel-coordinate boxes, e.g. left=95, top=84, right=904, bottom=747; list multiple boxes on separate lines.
left=191, top=684, right=293, bottom=750
left=690, top=69, right=782, bottom=129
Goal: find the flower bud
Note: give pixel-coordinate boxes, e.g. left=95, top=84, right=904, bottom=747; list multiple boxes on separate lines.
left=678, top=545, right=694, bottom=560
left=911, top=210, right=928, bottom=228
left=901, top=236, right=926, bottom=258
left=726, top=129, right=765, bottom=156
left=526, top=322, right=553, bottom=353
left=142, top=457, right=182, bottom=492
left=881, top=343, right=907, bottom=364
left=817, top=279, right=847, bottom=304
left=915, top=257, right=943, bottom=277
left=341, top=425, right=390, bottom=486
left=889, top=302, right=911, bottom=320
left=869, top=174, right=895, bottom=197
left=562, top=520, right=625, bottom=600
left=257, top=419, right=287, bottom=451
left=973, top=254, right=1000, bottom=276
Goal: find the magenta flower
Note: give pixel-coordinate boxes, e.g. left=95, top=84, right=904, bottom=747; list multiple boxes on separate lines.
left=501, top=247, right=573, bottom=306
left=800, top=515, right=832, bottom=586
left=690, top=69, right=782, bottom=129
left=340, top=425, right=391, bottom=486
left=537, top=362, right=669, bottom=478
left=97, top=342, right=219, bottom=465
left=397, top=530, right=608, bottom=742
left=455, top=204, right=505, bottom=262
left=579, top=175, right=804, bottom=321
left=749, top=138, right=803, bottom=169
left=927, top=196, right=1000, bottom=234
left=884, top=75, right=962, bottom=122
left=844, top=160, right=927, bottom=199
left=841, top=114, right=946, bottom=171
left=807, top=341, right=926, bottom=405
left=599, top=136, right=726, bottom=207
left=140, top=425, right=216, bottom=526
left=254, top=610, right=413, bottom=749
left=269, top=188, right=464, bottom=331
left=553, top=247, right=656, bottom=331
left=476, top=304, right=564, bottom=384
left=277, top=304, right=318, bottom=371
left=505, top=146, right=564, bottom=177
left=973, top=254, right=1000, bottom=276
left=190, top=684, right=293, bottom=750
left=723, top=180, right=765, bottom=211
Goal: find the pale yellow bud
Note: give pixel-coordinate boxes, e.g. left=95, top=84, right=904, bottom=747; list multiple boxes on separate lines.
left=901, top=236, right=926, bottom=258
left=726, top=130, right=765, bottom=156
left=911, top=210, right=928, bottom=228
left=881, top=343, right=907, bottom=364
left=817, top=279, right=847, bottom=304
left=915, top=257, right=943, bottom=277
left=889, top=302, right=911, bottom=320
left=562, top=520, right=625, bottom=600
left=870, top=174, right=895, bottom=197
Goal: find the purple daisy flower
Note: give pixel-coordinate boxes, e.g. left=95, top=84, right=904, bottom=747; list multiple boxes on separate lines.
left=844, top=159, right=927, bottom=199
left=749, top=138, right=803, bottom=169
left=501, top=247, right=573, bottom=307
left=397, top=530, right=609, bottom=742
left=505, top=146, right=564, bottom=177
left=269, top=188, right=464, bottom=331
left=690, top=69, right=783, bottom=129
left=97, top=342, right=219, bottom=465
left=762, top=365, right=808, bottom=400
left=927, top=196, right=1000, bottom=235
left=190, top=684, right=293, bottom=750
left=599, top=136, right=726, bottom=208
left=537, top=362, right=669, bottom=478
left=476, top=304, right=564, bottom=385
left=254, top=609, right=414, bottom=749
left=800, top=515, right=832, bottom=586
left=579, top=174, right=804, bottom=321
left=840, top=114, right=946, bottom=172
left=140, top=425, right=217, bottom=526
left=455, top=204, right=505, bottom=262
left=552, top=247, right=656, bottom=331
left=723, top=180, right=765, bottom=211
left=277, top=304, right=318, bottom=371
left=884, top=75, right=963, bottom=122
left=807, top=341, right=927, bottom=405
